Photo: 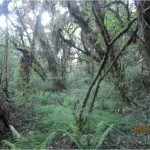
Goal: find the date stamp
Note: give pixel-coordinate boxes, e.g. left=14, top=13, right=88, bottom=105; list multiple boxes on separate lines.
left=131, top=125, right=150, bottom=132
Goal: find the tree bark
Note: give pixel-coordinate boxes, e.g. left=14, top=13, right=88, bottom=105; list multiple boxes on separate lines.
left=0, top=86, right=11, bottom=134
left=4, top=2, right=9, bottom=94
left=136, top=1, right=150, bottom=70
left=38, top=26, right=66, bottom=91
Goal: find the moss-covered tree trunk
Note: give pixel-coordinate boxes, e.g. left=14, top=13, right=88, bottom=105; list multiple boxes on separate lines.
left=16, top=3, right=46, bottom=95
left=16, top=47, right=46, bottom=95
left=38, top=26, right=66, bottom=91
left=17, top=50, right=32, bottom=96
left=136, top=1, right=150, bottom=70
left=0, top=86, right=10, bottom=137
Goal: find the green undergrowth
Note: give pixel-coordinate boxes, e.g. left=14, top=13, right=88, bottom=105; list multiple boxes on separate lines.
left=2, top=89, right=131, bottom=149
left=91, top=109, right=131, bottom=130
left=2, top=131, right=56, bottom=149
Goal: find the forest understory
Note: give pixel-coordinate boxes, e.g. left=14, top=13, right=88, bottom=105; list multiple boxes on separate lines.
left=0, top=0, right=150, bottom=149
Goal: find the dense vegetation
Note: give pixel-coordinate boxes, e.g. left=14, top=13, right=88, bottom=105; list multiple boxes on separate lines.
left=0, top=0, right=150, bottom=149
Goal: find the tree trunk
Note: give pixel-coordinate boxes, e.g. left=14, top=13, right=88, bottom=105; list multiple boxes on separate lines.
left=38, top=26, right=66, bottom=91
left=0, top=86, right=11, bottom=136
left=136, top=1, right=150, bottom=70
left=4, top=8, right=9, bottom=94
left=17, top=50, right=32, bottom=97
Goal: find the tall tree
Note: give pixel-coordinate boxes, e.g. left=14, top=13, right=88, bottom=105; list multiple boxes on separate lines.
left=59, top=0, right=137, bottom=125
left=135, top=1, right=150, bottom=70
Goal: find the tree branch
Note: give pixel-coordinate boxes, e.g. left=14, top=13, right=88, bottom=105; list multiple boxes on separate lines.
left=89, top=26, right=138, bottom=113
left=104, top=0, right=130, bottom=20
left=60, top=33, right=100, bottom=63
left=109, top=17, right=137, bottom=48
left=92, top=1, right=110, bottom=47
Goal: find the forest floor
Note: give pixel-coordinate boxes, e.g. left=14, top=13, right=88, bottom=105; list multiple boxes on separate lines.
left=5, top=92, right=148, bottom=149
left=0, top=83, right=149, bottom=149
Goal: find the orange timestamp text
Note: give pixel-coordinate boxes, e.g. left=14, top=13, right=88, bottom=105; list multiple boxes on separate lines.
left=131, top=125, right=150, bottom=132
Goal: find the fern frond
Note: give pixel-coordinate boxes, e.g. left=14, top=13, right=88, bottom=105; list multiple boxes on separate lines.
left=61, top=129, right=84, bottom=149
left=35, top=132, right=57, bottom=149
left=96, top=121, right=105, bottom=134
left=2, top=140, right=19, bottom=149
left=94, top=124, right=114, bottom=149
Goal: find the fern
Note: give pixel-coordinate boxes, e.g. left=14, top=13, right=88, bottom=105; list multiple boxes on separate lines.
left=94, top=124, right=114, bottom=149
left=35, top=132, right=57, bottom=149
left=61, top=123, right=113, bottom=149
left=61, top=129, right=84, bottom=149
left=2, top=140, right=19, bottom=149
left=95, top=121, right=105, bottom=134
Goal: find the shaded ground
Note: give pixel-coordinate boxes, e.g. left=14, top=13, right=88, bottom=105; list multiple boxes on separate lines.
left=7, top=101, right=149, bottom=149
